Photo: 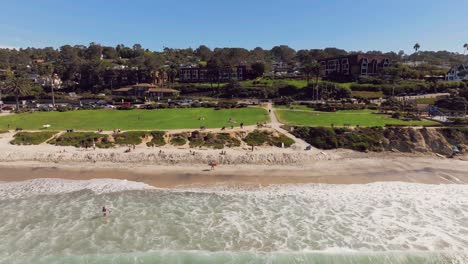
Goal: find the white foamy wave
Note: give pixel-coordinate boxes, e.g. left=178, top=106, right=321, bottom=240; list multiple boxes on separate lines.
left=0, top=182, right=467, bottom=263
left=0, top=178, right=155, bottom=199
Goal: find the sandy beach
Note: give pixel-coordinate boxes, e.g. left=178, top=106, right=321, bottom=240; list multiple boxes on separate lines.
left=1, top=130, right=467, bottom=187
left=1, top=156, right=467, bottom=188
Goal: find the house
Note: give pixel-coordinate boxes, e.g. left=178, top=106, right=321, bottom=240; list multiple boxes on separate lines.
left=112, top=83, right=179, bottom=98
left=179, top=65, right=247, bottom=83
left=446, top=63, right=468, bottom=81
left=319, top=54, right=391, bottom=81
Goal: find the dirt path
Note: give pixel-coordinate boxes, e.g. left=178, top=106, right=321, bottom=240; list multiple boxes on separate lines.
left=265, top=103, right=310, bottom=150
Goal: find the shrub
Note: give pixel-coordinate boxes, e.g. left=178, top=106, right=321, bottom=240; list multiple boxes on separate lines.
left=146, top=131, right=166, bottom=147
left=351, top=142, right=369, bottom=152
left=244, top=130, right=295, bottom=148
left=188, top=131, right=240, bottom=149
left=113, top=131, right=147, bottom=145
left=10, top=131, right=57, bottom=145
left=49, top=132, right=112, bottom=148
left=56, top=105, right=73, bottom=112
left=117, top=105, right=134, bottom=110
left=270, top=133, right=295, bottom=147
left=244, top=130, right=269, bottom=147
left=170, top=136, right=187, bottom=146
left=391, top=112, right=402, bottom=119
left=218, top=133, right=241, bottom=147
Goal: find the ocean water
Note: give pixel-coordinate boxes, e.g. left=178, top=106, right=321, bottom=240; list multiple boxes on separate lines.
left=0, top=179, right=467, bottom=264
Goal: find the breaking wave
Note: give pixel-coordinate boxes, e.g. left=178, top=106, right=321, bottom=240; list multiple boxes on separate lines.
left=0, top=180, right=467, bottom=263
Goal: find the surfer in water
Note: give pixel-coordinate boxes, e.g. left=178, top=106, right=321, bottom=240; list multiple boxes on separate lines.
left=102, top=206, right=110, bottom=217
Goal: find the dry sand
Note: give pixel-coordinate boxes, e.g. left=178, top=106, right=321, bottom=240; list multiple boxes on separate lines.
left=0, top=131, right=467, bottom=187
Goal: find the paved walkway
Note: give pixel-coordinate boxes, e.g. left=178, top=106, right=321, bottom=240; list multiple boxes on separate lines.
left=265, top=103, right=310, bottom=150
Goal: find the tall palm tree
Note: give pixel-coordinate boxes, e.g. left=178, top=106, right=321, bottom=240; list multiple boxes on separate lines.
left=413, top=43, right=421, bottom=53
left=464, top=43, right=468, bottom=58
left=7, top=77, right=32, bottom=111
left=310, top=62, right=322, bottom=100
left=157, top=67, right=167, bottom=87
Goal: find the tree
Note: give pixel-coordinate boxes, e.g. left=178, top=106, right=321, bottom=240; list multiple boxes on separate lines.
left=310, top=63, right=322, bottom=100
left=302, top=63, right=314, bottom=86
left=250, top=62, right=265, bottom=78
left=271, top=45, right=296, bottom=63
left=381, top=65, right=402, bottom=96
left=223, top=80, right=243, bottom=98
left=195, top=45, right=212, bottom=61
left=413, top=43, right=421, bottom=53
left=7, top=77, right=32, bottom=110
left=102, top=47, right=118, bottom=60
left=86, top=42, right=103, bottom=61
left=464, top=43, right=468, bottom=56
left=206, top=59, right=221, bottom=91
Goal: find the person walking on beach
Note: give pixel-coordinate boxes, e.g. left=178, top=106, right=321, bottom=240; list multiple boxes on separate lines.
left=209, top=160, right=217, bottom=170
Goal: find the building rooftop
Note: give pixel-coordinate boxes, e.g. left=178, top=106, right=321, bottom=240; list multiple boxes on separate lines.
left=147, top=88, right=178, bottom=93
left=113, top=87, right=133, bottom=92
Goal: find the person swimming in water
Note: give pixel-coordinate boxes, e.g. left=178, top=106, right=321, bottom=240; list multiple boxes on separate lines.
left=102, top=206, right=110, bottom=217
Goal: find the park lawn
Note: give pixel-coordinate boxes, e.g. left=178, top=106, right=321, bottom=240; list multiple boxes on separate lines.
left=415, top=97, right=437, bottom=104
left=0, top=107, right=269, bottom=130
left=352, top=91, right=384, bottom=99
left=275, top=105, right=373, bottom=114
left=275, top=109, right=439, bottom=127
left=275, top=105, right=314, bottom=111
left=241, top=78, right=311, bottom=88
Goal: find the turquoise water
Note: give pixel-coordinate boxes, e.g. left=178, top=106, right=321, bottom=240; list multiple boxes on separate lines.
left=0, top=180, right=467, bottom=263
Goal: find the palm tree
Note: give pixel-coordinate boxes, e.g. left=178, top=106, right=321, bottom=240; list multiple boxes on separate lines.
left=157, top=67, right=167, bottom=87
left=413, top=43, right=421, bottom=53
left=310, top=63, right=322, bottom=100
left=7, top=77, right=32, bottom=111
left=464, top=43, right=468, bottom=58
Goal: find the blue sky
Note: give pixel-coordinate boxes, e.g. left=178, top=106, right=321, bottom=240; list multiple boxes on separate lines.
left=0, top=0, right=467, bottom=53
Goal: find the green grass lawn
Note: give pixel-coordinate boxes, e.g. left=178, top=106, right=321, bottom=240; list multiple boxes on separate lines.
left=275, top=109, right=439, bottom=127
left=415, top=97, right=437, bottom=104
left=175, top=78, right=355, bottom=90
left=352, top=91, right=384, bottom=99
left=0, top=107, right=269, bottom=130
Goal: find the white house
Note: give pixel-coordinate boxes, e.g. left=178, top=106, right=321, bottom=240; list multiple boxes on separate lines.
left=446, top=63, right=468, bottom=81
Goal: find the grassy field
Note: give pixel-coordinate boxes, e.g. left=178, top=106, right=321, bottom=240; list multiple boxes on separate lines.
left=175, top=79, right=355, bottom=90
left=352, top=91, right=384, bottom=99
left=275, top=108, right=439, bottom=127
left=0, top=108, right=269, bottom=130
left=415, top=97, right=437, bottom=104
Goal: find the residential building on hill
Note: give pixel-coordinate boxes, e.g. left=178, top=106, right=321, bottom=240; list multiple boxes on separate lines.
left=446, top=63, right=468, bottom=81
left=319, top=54, right=391, bottom=81
left=179, top=65, right=247, bottom=83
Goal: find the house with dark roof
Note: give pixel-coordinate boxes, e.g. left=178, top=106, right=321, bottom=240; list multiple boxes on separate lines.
left=446, top=63, right=468, bottom=81
left=319, top=54, right=391, bottom=81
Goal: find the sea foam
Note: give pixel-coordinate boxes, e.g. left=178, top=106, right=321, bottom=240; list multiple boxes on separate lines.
left=0, top=178, right=155, bottom=200
left=0, top=180, right=467, bottom=264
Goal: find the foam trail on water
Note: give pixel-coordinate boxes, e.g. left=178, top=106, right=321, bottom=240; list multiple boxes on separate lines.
left=0, top=178, right=155, bottom=200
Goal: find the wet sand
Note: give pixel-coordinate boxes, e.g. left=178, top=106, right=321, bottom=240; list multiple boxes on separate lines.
left=1, top=157, right=467, bottom=188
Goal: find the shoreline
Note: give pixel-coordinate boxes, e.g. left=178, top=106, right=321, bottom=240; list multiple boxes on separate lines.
left=1, top=155, right=467, bottom=188
left=1, top=130, right=468, bottom=188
